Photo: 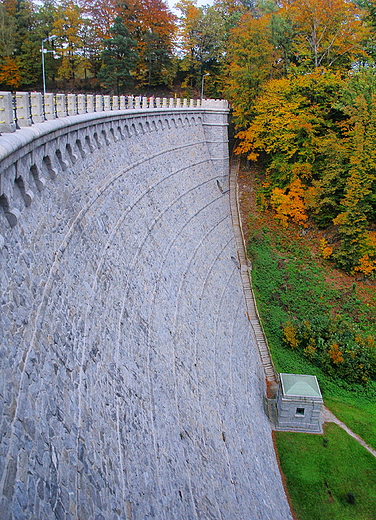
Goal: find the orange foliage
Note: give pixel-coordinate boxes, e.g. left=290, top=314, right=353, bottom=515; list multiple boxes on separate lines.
left=270, top=178, right=308, bottom=228
left=328, top=343, right=344, bottom=364
left=354, top=254, right=376, bottom=277
left=0, top=57, right=21, bottom=88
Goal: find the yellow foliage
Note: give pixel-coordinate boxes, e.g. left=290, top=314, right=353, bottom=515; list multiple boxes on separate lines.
left=283, top=0, right=369, bottom=69
left=328, top=343, right=344, bottom=364
left=368, top=231, right=376, bottom=248
left=304, top=339, right=317, bottom=359
left=282, top=321, right=299, bottom=348
left=361, top=335, right=375, bottom=349
left=304, top=186, right=319, bottom=210
left=290, top=162, right=313, bottom=181
left=332, top=212, right=346, bottom=226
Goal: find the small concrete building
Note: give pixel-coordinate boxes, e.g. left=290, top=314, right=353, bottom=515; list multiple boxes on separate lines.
left=276, top=373, right=323, bottom=432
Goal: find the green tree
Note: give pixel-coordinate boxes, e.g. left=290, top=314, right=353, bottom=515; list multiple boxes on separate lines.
left=98, top=16, right=138, bottom=94
left=332, top=74, right=376, bottom=272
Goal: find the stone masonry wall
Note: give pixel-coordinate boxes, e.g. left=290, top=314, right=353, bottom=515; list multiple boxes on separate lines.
left=0, top=107, right=292, bottom=519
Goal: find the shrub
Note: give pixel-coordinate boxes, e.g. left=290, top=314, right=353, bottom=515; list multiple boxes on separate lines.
left=282, top=315, right=376, bottom=383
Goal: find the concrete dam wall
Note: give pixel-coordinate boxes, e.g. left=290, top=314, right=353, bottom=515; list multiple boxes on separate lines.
left=0, top=99, right=292, bottom=520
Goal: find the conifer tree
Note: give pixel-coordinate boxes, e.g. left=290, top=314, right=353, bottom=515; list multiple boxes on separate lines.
left=98, top=17, right=138, bottom=94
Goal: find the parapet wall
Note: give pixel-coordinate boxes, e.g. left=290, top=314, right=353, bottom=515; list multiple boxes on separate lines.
left=0, top=95, right=229, bottom=247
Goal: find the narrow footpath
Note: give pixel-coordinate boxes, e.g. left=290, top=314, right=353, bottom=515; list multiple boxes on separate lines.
left=323, top=407, right=376, bottom=458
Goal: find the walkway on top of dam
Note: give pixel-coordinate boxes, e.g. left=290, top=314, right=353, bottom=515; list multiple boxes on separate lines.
left=0, top=108, right=292, bottom=520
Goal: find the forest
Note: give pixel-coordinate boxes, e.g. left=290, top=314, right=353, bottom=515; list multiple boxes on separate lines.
left=0, top=0, right=376, bottom=279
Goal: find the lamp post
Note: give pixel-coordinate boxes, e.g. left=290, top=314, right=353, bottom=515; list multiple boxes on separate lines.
left=201, top=72, right=209, bottom=100
left=42, top=35, right=56, bottom=95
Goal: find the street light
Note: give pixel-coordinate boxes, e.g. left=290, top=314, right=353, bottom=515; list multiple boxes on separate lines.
left=201, top=72, right=209, bottom=100
left=42, top=35, right=56, bottom=95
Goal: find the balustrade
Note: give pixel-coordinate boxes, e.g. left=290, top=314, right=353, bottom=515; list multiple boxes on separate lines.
left=0, top=92, right=227, bottom=133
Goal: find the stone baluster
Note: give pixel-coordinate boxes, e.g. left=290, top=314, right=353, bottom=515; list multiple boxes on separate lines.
left=190, top=99, right=195, bottom=108
left=134, top=96, right=141, bottom=109
left=95, top=95, right=103, bottom=112
left=77, top=94, right=86, bottom=114
left=162, top=98, right=168, bottom=108
left=183, top=98, right=188, bottom=107
left=30, top=92, right=44, bottom=123
left=155, top=97, right=161, bottom=108
left=142, top=97, right=148, bottom=109
left=67, top=94, right=77, bottom=116
left=16, top=92, right=32, bottom=127
left=44, top=93, right=56, bottom=120
left=56, top=94, right=67, bottom=118
left=112, top=96, right=119, bottom=110
left=0, top=91, right=16, bottom=132
left=103, top=95, right=111, bottom=111
left=86, top=95, right=94, bottom=113
left=176, top=98, right=181, bottom=108
left=120, top=96, right=127, bottom=109
left=169, top=98, right=174, bottom=108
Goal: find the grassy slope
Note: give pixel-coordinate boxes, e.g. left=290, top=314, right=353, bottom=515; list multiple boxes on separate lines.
left=248, top=228, right=376, bottom=449
left=238, top=164, right=376, bottom=519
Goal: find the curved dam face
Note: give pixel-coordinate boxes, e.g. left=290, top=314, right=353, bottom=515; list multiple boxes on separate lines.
left=0, top=105, right=292, bottom=519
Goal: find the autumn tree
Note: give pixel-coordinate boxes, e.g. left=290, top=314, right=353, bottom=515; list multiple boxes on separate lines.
left=0, top=1, right=20, bottom=87
left=0, top=1, right=17, bottom=58
left=225, top=8, right=290, bottom=126
left=176, top=0, right=227, bottom=96
left=0, top=0, right=42, bottom=89
left=53, top=0, right=89, bottom=80
left=235, top=66, right=376, bottom=274
left=133, top=0, right=177, bottom=87
left=235, top=69, right=346, bottom=223
left=282, top=0, right=370, bottom=70
left=80, top=0, right=118, bottom=39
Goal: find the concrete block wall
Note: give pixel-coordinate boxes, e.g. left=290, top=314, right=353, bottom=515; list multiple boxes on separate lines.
left=277, top=398, right=323, bottom=432
left=0, top=107, right=292, bottom=519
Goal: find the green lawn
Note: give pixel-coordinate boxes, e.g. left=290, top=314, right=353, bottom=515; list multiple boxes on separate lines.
left=275, top=423, right=376, bottom=520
